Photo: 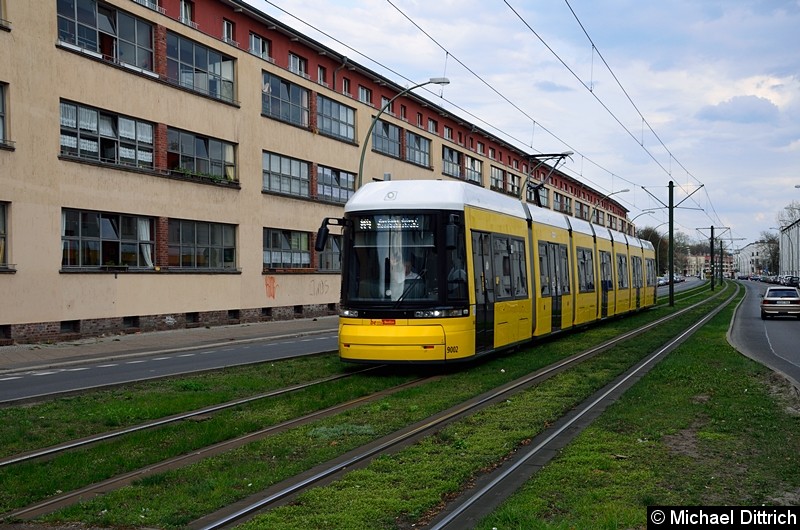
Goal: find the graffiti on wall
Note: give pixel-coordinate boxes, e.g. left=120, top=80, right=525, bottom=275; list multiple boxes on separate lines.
left=308, top=278, right=330, bottom=297
left=264, top=276, right=333, bottom=300
left=264, top=276, right=278, bottom=299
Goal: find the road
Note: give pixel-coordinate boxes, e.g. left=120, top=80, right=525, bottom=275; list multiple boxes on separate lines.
left=0, top=324, right=338, bottom=403
left=729, top=280, right=800, bottom=387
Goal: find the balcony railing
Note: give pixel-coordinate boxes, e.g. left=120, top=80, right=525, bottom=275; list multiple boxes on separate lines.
left=131, top=0, right=166, bottom=15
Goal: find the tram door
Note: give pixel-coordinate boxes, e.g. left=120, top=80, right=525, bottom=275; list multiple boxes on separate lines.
left=539, top=242, right=565, bottom=332
left=472, top=231, right=494, bottom=353
left=599, top=251, right=613, bottom=318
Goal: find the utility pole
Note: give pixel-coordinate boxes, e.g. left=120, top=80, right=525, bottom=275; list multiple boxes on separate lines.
left=642, top=180, right=703, bottom=307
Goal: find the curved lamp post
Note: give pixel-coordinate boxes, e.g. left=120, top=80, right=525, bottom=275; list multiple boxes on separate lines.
left=591, top=188, right=629, bottom=226
left=630, top=210, right=655, bottom=223
left=357, top=77, right=450, bottom=188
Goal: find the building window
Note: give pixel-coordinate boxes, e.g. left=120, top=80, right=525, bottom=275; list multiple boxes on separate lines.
left=490, top=166, right=504, bottom=190
left=262, top=72, right=309, bottom=127
left=372, top=120, right=400, bottom=158
left=357, top=85, right=372, bottom=105
left=222, top=19, right=236, bottom=46
left=317, top=165, right=355, bottom=203
left=61, top=209, right=155, bottom=269
left=288, top=53, right=308, bottom=78
left=0, top=84, right=6, bottom=146
left=166, top=32, right=235, bottom=102
left=506, top=172, right=520, bottom=196
left=538, top=188, right=550, bottom=208
left=477, top=141, right=484, bottom=155
left=318, top=235, right=341, bottom=272
left=262, top=151, right=309, bottom=197
left=575, top=201, right=589, bottom=221
left=249, top=32, right=270, bottom=60
left=465, top=155, right=482, bottom=184
left=406, top=131, right=430, bottom=167
left=380, top=96, right=392, bottom=114
left=317, top=95, right=355, bottom=141
left=427, top=118, right=438, bottom=134
left=168, top=219, right=236, bottom=269
left=57, top=0, right=154, bottom=71
left=442, top=146, right=462, bottom=178
left=317, top=65, right=327, bottom=87
left=166, top=127, right=236, bottom=181
left=60, top=101, right=154, bottom=168
left=443, top=126, right=453, bottom=141
left=263, top=228, right=310, bottom=269
left=416, top=112, right=423, bottom=128
left=179, top=0, right=194, bottom=26
left=0, top=202, right=7, bottom=268
left=342, top=77, right=350, bottom=96
left=400, top=105, right=407, bottom=121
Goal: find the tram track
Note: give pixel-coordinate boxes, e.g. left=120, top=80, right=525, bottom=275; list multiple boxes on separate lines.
left=190, top=283, right=735, bottom=530
left=1, top=283, right=732, bottom=528
left=428, top=281, right=741, bottom=529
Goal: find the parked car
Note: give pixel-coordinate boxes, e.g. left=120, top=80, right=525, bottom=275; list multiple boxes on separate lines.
left=760, top=286, right=800, bottom=320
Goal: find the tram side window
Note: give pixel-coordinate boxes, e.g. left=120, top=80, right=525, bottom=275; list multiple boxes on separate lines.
left=578, top=247, right=595, bottom=293
left=446, top=223, right=468, bottom=302
left=558, top=244, right=570, bottom=294
left=631, top=256, right=643, bottom=288
left=645, top=258, right=656, bottom=286
left=539, top=242, right=551, bottom=297
left=493, top=236, right=512, bottom=299
left=617, top=253, right=629, bottom=288
left=511, top=239, right=527, bottom=297
left=600, top=250, right=613, bottom=290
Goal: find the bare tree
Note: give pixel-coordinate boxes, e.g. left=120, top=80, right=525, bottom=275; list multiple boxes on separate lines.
left=760, top=230, right=780, bottom=275
left=776, top=200, right=800, bottom=228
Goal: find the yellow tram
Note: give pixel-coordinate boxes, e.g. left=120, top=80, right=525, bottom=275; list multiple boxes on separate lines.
left=316, top=180, right=656, bottom=363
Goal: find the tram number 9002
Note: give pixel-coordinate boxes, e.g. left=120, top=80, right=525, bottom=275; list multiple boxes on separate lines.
left=446, top=346, right=459, bottom=354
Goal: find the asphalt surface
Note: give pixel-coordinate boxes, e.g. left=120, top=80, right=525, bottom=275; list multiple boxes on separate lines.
left=0, top=316, right=340, bottom=374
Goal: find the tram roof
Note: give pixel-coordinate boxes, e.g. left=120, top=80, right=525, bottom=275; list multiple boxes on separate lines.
left=345, top=180, right=530, bottom=219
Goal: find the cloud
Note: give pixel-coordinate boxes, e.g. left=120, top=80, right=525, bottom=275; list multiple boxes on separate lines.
left=696, top=95, right=780, bottom=124
left=534, top=80, right=574, bottom=93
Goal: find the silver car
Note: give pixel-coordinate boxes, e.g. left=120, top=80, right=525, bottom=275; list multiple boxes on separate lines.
left=760, top=287, right=800, bottom=320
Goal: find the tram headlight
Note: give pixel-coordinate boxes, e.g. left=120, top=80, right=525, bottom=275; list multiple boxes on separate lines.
left=340, top=309, right=359, bottom=318
left=414, top=309, right=469, bottom=318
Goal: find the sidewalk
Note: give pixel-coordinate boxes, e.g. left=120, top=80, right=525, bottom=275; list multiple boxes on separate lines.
left=0, top=316, right=339, bottom=373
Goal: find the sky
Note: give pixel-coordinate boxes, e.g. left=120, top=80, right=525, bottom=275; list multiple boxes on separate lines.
left=243, top=0, right=800, bottom=249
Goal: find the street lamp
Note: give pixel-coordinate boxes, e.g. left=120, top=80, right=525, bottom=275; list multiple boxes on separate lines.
left=357, top=77, right=450, bottom=188
left=591, top=188, right=629, bottom=226
left=630, top=210, right=655, bottom=223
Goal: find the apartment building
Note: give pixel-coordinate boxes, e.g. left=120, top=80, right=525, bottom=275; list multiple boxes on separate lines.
left=0, top=0, right=630, bottom=344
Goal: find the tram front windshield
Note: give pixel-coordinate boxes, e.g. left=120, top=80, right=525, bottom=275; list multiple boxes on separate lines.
left=344, top=212, right=467, bottom=305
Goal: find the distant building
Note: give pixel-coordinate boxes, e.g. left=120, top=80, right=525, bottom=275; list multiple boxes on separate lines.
left=735, top=241, right=772, bottom=278
left=0, top=0, right=630, bottom=344
left=778, top=218, right=800, bottom=277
